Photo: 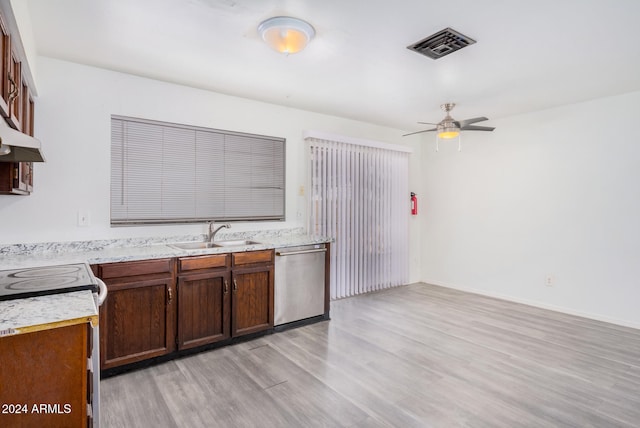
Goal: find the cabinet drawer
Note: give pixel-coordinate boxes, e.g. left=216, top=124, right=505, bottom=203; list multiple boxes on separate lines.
left=98, top=258, right=174, bottom=279
left=179, top=254, right=229, bottom=272
left=232, top=250, right=274, bottom=266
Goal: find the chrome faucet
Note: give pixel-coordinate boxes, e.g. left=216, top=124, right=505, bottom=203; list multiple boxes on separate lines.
left=208, top=221, right=231, bottom=243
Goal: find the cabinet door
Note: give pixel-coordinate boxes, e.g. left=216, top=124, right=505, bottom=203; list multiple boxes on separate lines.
left=0, top=13, right=9, bottom=116
left=231, top=265, right=274, bottom=337
left=99, top=276, right=176, bottom=370
left=21, top=79, right=33, bottom=135
left=0, top=323, right=89, bottom=427
left=177, top=270, right=231, bottom=350
left=7, top=46, right=20, bottom=129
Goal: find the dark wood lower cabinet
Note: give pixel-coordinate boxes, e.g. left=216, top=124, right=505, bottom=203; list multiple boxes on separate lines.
left=100, top=278, right=175, bottom=368
left=231, top=250, right=275, bottom=337
left=94, top=250, right=276, bottom=372
left=177, top=250, right=274, bottom=344
left=0, top=323, right=90, bottom=427
left=94, top=258, right=176, bottom=370
left=232, top=267, right=274, bottom=337
left=177, top=270, right=231, bottom=350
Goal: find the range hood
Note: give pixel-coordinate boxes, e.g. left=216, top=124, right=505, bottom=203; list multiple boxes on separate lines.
left=0, top=118, right=45, bottom=162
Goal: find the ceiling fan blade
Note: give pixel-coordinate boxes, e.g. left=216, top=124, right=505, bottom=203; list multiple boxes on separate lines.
left=460, top=125, right=495, bottom=131
left=455, top=117, right=489, bottom=127
left=402, top=128, right=437, bottom=137
left=417, top=121, right=438, bottom=125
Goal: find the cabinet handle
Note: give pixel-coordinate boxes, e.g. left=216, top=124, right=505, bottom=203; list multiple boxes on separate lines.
left=168, top=287, right=173, bottom=302
left=7, top=73, right=18, bottom=103
left=224, top=280, right=229, bottom=295
left=233, top=278, right=238, bottom=292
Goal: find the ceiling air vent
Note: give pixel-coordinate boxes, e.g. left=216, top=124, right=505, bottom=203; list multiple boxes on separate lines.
left=407, top=27, right=476, bottom=60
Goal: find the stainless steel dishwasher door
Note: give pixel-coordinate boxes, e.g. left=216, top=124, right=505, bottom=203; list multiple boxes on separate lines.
left=274, top=244, right=326, bottom=326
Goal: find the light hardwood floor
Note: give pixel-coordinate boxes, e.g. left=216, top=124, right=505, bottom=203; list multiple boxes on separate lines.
left=101, top=283, right=640, bottom=427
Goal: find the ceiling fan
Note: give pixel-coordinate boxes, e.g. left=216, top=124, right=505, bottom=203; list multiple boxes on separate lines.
left=403, top=103, right=495, bottom=150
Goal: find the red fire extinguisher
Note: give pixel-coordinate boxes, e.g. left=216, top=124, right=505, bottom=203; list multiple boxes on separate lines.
left=411, top=192, right=418, bottom=215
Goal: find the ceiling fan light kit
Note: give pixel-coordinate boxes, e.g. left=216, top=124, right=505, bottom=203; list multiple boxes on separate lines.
left=404, top=103, right=495, bottom=152
left=437, top=130, right=459, bottom=139
left=258, top=16, right=315, bottom=54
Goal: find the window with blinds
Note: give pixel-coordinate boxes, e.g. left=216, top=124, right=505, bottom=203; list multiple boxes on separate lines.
left=110, top=116, right=285, bottom=225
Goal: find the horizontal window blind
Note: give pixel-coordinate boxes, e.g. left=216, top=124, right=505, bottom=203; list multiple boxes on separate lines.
left=111, top=116, right=285, bottom=224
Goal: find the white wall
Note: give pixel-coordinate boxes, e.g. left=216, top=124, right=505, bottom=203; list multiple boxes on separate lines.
left=421, top=90, right=640, bottom=327
left=0, top=57, right=421, bottom=282
left=10, top=57, right=638, bottom=327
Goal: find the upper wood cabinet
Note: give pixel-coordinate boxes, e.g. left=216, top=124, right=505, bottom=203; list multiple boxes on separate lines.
left=0, top=5, right=37, bottom=196
left=0, top=13, right=10, bottom=117
left=7, top=45, right=21, bottom=129
left=0, top=159, right=31, bottom=194
left=21, top=79, right=33, bottom=135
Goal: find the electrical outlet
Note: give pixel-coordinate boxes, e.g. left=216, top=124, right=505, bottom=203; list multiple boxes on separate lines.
left=545, top=274, right=555, bottom=287
left=77, top=210, right=90, bottom=227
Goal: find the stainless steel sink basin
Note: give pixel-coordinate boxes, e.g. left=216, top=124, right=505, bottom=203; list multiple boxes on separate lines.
left=211, top=240, right=262, bottom=247
left=170, top=240, right=262, bottom=250
left=169, top=242, right=217, bottom=250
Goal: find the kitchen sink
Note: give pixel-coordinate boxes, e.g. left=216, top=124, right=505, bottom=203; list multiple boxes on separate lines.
left=169, top=240, right=262, bottom=250
left=211, top=239, right=262, bottom=247
left=169, top=242, right=217, bottom=250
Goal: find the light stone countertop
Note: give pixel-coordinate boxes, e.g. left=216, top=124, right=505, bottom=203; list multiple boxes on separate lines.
left=0, top=290, right=98, bottom=336
left=0, top=229, right=332, bottom=270
left=0, top=228, right=330, bottom=333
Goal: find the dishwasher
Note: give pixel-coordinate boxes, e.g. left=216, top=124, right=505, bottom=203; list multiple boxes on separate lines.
left=274, top=243, right=326, bottom=326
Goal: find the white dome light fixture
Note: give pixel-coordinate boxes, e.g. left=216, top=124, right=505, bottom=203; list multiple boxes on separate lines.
left=258, top=16, right=315, bottom=55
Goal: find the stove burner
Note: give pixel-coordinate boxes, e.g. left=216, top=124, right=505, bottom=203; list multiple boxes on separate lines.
left=10, top=265, right=82, bottom=278
left=7, top=276, right=80, bottom=290
left=0, top=263, right=98, bottom=301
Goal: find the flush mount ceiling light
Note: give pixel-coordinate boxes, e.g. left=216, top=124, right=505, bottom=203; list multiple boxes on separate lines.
left=258, top=16, right=315, bottom=54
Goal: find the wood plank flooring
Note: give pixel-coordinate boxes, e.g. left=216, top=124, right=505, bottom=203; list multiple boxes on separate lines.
left=100, top=283, right=640, bottom=427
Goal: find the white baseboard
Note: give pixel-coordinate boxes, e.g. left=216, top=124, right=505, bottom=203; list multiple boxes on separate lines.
left=422, top=279, right=640, bottom=331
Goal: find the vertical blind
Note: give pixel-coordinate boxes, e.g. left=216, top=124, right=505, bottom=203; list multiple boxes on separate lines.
left=111, top=116, right=285, bottom=224
left=306, top=133, right=410, bottom=299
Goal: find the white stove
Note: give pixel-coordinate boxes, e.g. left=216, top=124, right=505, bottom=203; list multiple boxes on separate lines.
left=0, top=263, right=99, bottom=301
left=0, top=262, right=107, bottom=427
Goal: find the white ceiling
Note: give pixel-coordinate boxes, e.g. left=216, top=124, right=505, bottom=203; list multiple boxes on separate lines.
left=24, top=0, right=640, bottom=132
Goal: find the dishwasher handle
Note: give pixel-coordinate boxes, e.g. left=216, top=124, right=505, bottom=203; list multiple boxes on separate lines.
left=276, top=248, right=327, bottom=257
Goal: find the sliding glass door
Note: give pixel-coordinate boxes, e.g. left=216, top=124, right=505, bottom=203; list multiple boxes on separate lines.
left=307, top=134, right=410, bottom=299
